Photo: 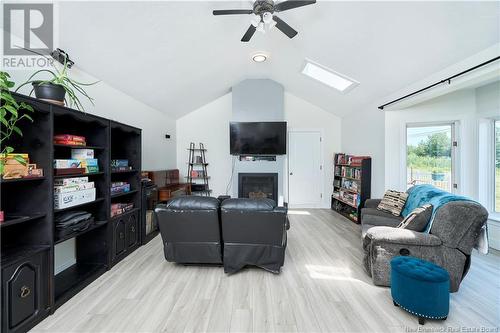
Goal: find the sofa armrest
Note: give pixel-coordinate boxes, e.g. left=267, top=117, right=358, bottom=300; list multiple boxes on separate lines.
left=364, top=226, right=442, bottom=248
left=154, top=203, right=169, bottom=212
left=274, top=206, right=290, bottom=230
left=364, top=199, right=382, bottom=209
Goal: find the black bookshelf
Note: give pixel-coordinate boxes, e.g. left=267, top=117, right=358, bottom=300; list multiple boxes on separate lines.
left=331, top=154, right=371, bottom=223
left=109, top=121, right=142, bottom=266
left=1, top=92, right=142, bottom=332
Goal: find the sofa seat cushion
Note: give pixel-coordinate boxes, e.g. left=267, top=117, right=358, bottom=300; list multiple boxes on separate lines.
left=361, top=208, right=403, bottom=227
left=165, top=196, right=220, bottom=211
left=221, top=198, right=276, bottom=211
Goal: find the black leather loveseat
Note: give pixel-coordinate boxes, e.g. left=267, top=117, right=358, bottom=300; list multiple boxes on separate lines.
left=155, top=196, right=223, bottom=264
left=221, top=198, right=288, bottom=274
left=154, top=196, right=288, bottom=274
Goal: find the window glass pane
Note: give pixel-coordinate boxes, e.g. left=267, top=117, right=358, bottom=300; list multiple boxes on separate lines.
left=496, top=121, right=500, bottom=212
left=407, top=125, right=452, bottom=191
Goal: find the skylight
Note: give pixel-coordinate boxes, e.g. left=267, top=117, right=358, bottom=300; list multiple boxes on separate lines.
left=302, top=61, right=359, bottom=93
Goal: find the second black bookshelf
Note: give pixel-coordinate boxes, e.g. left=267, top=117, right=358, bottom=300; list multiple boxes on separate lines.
left=331, top=153, right=371, bottom=223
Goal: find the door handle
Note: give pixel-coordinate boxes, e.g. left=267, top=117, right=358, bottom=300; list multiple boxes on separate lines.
left=20, top=286, right=31, bottom=298
left=290, top=172, right=293, bottom=176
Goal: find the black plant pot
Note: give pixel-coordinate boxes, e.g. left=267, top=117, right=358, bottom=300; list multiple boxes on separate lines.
left=32, top=81, right=66, bottom=105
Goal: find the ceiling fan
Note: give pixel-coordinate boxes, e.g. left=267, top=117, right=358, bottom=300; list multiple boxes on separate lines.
left=213, top=0, right=316, bottom=42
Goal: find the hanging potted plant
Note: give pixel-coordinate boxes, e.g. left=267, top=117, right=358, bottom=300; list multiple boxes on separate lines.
left=15, top=55, right=98, bottom=111
left=1, top=71, right=35, bottom=222
left=0, top=71, right=35, bottom=175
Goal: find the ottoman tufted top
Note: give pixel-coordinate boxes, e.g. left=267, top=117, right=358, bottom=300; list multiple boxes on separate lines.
left=391, top=256, right=449, bottom=283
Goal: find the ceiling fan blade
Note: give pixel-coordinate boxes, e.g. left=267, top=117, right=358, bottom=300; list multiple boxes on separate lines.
left=273, top=16, right=298, bottom=39
left=213, top=9, right=253, bottom=15
left=241, top=25, right=257, bottom=42
left=274, top=0, right=316, bottom=12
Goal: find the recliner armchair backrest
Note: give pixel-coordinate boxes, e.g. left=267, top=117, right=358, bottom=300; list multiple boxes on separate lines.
left=430, top=201, right=488, bottom=255
left=155, top=196, right=221, bottom=244
left=221, top=198, right=287, bottom=246
left=155, top=196, right=223, bottom=264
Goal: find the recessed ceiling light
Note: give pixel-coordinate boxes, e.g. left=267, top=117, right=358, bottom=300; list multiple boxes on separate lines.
left=252, top=53, right=268, bottom=63
left=302, top=60, right=359, bottom=93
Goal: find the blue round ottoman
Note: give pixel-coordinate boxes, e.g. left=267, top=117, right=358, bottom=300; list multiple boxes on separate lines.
left=390, top=256, right=450, bottom=325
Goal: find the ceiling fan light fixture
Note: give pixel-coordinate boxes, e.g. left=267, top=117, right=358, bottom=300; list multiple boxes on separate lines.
left=251, top=14, right=261, bottom=27
left=268, top=19, right=277, bottom=29
left=257, top=21, right=266, bottom=33
left=252, top=53, right=268, bottom=63
left=262, top=12, right=273, bottom=24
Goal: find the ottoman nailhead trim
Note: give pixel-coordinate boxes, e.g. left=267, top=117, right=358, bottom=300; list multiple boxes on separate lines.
left=393, top=300, right=447, bottom=320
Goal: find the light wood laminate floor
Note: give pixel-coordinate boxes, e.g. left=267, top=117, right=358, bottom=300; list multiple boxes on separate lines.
left=33, top=209, right=500, bottom=332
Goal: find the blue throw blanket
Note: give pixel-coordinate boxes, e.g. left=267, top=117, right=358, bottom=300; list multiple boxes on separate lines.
left=402, top=184, right=474, bottom=233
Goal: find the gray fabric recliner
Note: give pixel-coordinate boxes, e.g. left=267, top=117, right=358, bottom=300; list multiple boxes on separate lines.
left=362, top=199, right=488, bottom=292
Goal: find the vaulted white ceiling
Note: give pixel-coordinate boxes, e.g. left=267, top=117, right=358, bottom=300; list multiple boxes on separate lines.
left=59, top=1, right=499, bottom=118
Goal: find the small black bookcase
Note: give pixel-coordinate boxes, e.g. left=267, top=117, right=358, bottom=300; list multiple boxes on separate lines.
left=331, top=154, right=371, bottom=223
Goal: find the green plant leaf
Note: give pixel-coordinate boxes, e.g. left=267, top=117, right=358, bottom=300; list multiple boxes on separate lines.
left=5, top=146, right=14, bottom=154
left=20, top=114, right=34, bottom=122
left=0, top=117, right=9, bottom=127
left=13, top=155, right=27, bottom=165
left=20, top=102, right=34, bottom=112
left=15, top=69, right=57, bottom=92
left=4, top=104, right=18, bottom=117
left=12, top=126, right=23, bottom=137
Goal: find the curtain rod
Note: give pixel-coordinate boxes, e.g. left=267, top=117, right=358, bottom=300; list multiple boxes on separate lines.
left=378, top=56, right=500, bottom=110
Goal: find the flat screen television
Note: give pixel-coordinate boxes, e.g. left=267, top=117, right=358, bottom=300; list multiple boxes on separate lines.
left=230, top=122, right=287, bottom=155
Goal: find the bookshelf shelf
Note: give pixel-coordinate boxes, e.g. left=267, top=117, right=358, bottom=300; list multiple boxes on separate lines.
left=0, top=213, right=47, bottom=229
left=331, top=153, right=371, bottom=224
left=54, top=172, right=104, bottom=179
left=54, top=144, right=105, bottom=150
left=111, top=189, right=139, bottom=199
left=1, top=176, right=46, bottom=184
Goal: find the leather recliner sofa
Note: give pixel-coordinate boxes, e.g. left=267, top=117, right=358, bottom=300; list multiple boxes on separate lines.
left=221, top=198, right=288, bottom=274
left=154, top=196, right=288, bottom=273
left=155, top=196, right=223, bottom=264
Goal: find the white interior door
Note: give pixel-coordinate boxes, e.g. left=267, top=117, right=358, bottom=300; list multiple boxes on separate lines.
left=288, top=131, right=322, bottom=208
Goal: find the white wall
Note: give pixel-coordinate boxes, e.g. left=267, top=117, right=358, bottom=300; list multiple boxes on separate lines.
left=341, top=105, right=386, bottom=198
left=10, top=67, right=176, bottom=171
left=176, top=91, right=341, bottom=208
left=384, top=89, right=478, bottom=197
left=176, top=93, right=233, bottom=197
left=284, top=93, right=342, bottom=208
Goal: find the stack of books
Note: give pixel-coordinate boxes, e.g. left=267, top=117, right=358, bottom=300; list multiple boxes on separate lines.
left=1, top=153, right=44, bottom=179
left=111, top=203, right=134, bottom=218
left=111, top=182, right=130, bottom=195
left=335, top=154, right=370, bottom=166
left=339, top=190, right=359, bottom=207
left=111, top=159, right=131, bottom=172
left=54, top=148, right=99, bottom=175
left=340, top=166, right=361, bottom=179
left=54, top=134, right=86, bottom=146
left=54, top=158, right=99, bottom=174
left=54, top=177, right=96, bottom=209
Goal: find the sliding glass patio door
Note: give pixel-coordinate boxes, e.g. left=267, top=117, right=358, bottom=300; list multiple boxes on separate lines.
left=406, top=123, right=457, bottom=192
